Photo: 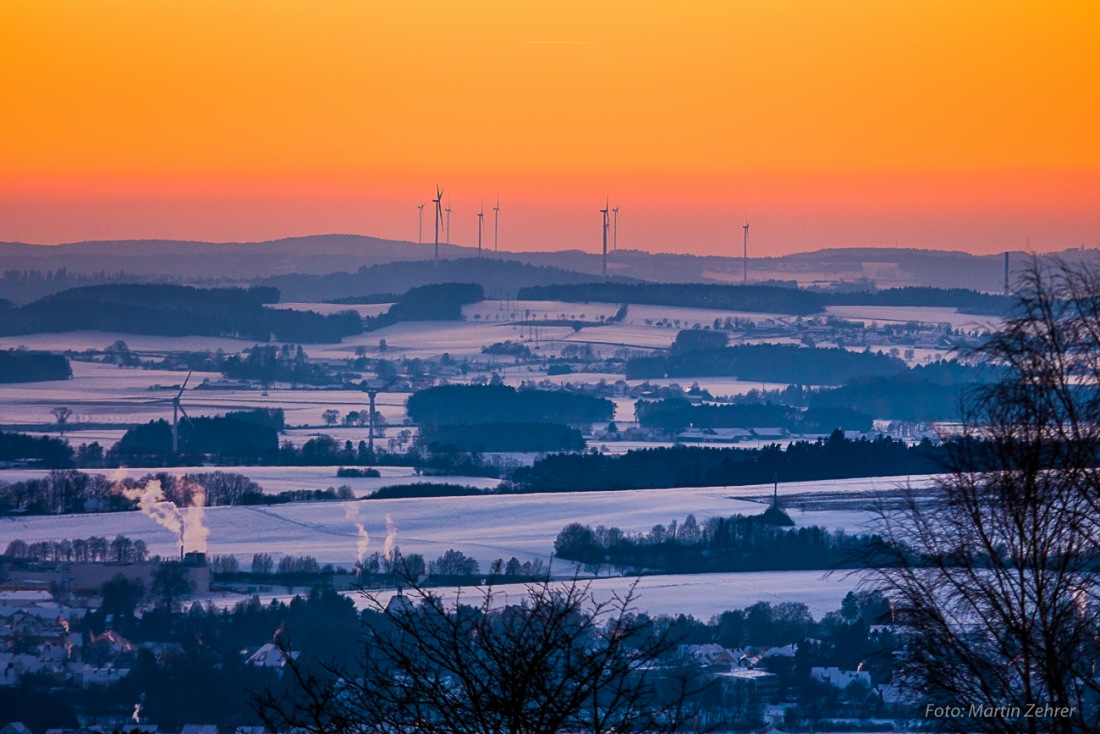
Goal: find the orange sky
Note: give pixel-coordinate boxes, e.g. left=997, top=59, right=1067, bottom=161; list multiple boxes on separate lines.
left=1, top=1, right=1097, bottom=256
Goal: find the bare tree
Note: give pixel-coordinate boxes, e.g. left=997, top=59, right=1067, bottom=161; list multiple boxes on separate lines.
left=151, top=562, right=193, bottom=611
left=51, top=405, right=73, bottom=434
left=870, top=258, right=1100, bottom=733
left=254, top=577, right=707, bottom=734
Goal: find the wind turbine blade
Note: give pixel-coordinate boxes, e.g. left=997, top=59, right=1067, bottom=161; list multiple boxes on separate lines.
left=178, top=403, right=196, bottom=427
left=174, top=369, right=194, bottom=398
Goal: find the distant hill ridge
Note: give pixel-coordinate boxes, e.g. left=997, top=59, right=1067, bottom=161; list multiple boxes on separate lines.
left=2, top=234, right=1097, bottom=293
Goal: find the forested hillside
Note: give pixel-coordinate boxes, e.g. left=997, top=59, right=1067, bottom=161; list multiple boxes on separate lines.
left=0, top=284, right=362, bottom=343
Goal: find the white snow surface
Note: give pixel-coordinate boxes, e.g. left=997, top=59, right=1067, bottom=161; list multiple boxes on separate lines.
left=368, top=570, right=867, bottom=619
left=0, top=475, right=927, bottom=571
left=266, top=302, right=393, bottom=318
left=823, top=305, right=999, bottom=331
left=0, top=465, right=501, bottom=496
left=0, top=361, right=409, bottom=427
left=201, top=570, right=867, bottom=620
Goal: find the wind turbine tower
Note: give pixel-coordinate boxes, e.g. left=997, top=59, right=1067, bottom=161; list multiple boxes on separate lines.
left=493, top=197, right=500, bottom=252
left=600, top=198, right=610, bottom=279
left=160, top=371, right=194, bottom=455
left=417, top=202, right=425, bottom=245
left=742, top=219, right=750, bottom=284
left=612, top=205, right=619, bottom=251
left=477, top=204, right=485, bottom=257
left=432, top=186, right=444, bottom=266
left=170, top=373, right=193, bottom=455
left=445, top=202, right=453, bottom=245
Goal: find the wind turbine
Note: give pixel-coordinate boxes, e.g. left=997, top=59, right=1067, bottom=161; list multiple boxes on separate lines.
left=141, top=371, right=195, bottom=454
left=742, top=218, right=750, bottom=284
left=600, top=197, right=610, bottom=279
left=445, top=201, right=453, bottom=245
left=417, top=202, right=425, bottom=245
left=493, top=196, right=500, bottom=252
left=362, top=378, right=393, bottom=455
left=433, top=186, right=444, bottom=266
left=612, top=204, right=619, bottom=251
left=477, top=204, right=484, bottom=257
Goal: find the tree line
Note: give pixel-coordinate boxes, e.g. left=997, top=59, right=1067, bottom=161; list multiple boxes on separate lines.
left=0, top=283, right=362, bottom=343
left=553, top=512, right=883, bottom=574
left=0, top=430, right=75, bottom=466
left=114, top=414, right=281, bottom=461
left=0, top=348, right=72, bottom=382
left=517, top=282, right=1011, bottom=317
left=508, top=430, right=944, bottom=492
left=407, top=383, right=614, bottom=425
left=0, top=468, right=356, bottom=517
left=222, top=344, right=346, bottom=385
left=635, top=398, right=872, bottom=433
left=364, top=282, right=484, bottom=329
left=721, top=359, right=999, bottom=423
left=0, top=267, right=157, bottom=304
left=626, top=343, right=909, bottom=383
left=5, top=533, right=149, bottom=563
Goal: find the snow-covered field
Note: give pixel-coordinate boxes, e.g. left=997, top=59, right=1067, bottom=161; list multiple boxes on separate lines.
left=266, top=302, right=393, bottom=318
left=0, top=361, right=409, bottom=427
left=621, top=303, right=790, bottom=327
left=462, top=301, right=620, bottom=323
left=365, top=570, right=867, bottom=619
left=22, top=429, right=129, bottom=447
left=0, top=465, right=502, bottom=496
left=202, top=570, right=866, bottom=620
left=560, top=324, right=677, bottom=350
left=623, top=377, right=794, bottom=397
left=0, top=293, right=980, bottom=624
left=823, top=305, right=999, bottom=331
left=0, top=475, right=923, bottom=572
left=0, top=331, right=256, bottom=354
left=308, top=320, right=576, bottom=361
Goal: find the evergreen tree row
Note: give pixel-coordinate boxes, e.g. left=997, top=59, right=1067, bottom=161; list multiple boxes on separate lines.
left=0, top=348, right=71, bottom=382
left=407, top=384, right=614, bottom=425
left=509, top=431, right=943, bottom=492
left=626, top=343, right=908, bottom=383
left=635, top=398, right=872, bottom=433
left=554, top=512, right=883, bottom=573
left=0, top=283, right=362, bottom=343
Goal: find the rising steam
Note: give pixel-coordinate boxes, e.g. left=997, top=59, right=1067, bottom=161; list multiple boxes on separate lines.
left=120, top=478, right=209, bottom=554
left=344, top=502, right=371, bottom=563
left=382, top=513, right=398, bottom=561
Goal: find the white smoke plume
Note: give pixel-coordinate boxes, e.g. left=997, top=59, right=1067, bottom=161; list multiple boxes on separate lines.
left=119, top=477, right=209, bottom=554
left=182, top=482, right=210, bottom=554
left=344, top=502, right=370, bottom=563
left=382, top=513, right=398, bottom=561
left=121, top=479, right=183, bottom=546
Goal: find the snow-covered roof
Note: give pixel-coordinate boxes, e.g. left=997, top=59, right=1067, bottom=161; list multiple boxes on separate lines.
left=0, top=590, right=54, bottom=605
left=180, top=725, right=220, bottom=734
left=721, top=668, right=776, bottom=680
left=245, top=643, right=300, bottom=668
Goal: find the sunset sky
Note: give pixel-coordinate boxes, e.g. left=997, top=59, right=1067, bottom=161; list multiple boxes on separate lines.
left=0, top=1, right=1097, bottom=256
